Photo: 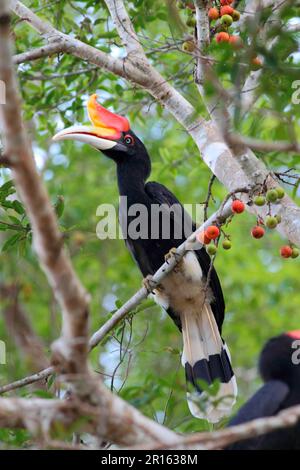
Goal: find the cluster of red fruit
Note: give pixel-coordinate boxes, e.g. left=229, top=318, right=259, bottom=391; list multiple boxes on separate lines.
left=208, top=0, right=241, bottom=46
left=250, top=187, right=299, bottom=259
left=197, top=187, right=299, bottom=259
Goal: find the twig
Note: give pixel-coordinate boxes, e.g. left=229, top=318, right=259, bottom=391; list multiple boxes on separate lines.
left=226, top=133, right=300, bottom=154
left=0, top=367, right=55, bottom=394
left=203, top=174, right=216, bottom=221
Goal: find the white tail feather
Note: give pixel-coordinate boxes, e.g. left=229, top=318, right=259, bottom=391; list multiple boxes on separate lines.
left=181, top=304, right=237, bottom=423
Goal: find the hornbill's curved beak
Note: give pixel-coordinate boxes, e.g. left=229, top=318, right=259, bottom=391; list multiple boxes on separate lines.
left=52, top=94, right=130, bottom=150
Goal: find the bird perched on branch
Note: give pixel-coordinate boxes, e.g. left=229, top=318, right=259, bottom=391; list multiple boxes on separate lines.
left=227, top=330, right=300, bottom=449
left=53, top=94, right=237, bottom=422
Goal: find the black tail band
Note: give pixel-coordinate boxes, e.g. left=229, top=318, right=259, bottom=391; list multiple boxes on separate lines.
left=185, top=348, right=234, bottom=393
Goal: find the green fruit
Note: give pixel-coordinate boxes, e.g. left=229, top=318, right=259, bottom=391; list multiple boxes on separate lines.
left=222, top=240, right=232, bottom=250
left=275, top=214, right=282, bottom=224
left=221, top=14, right=233, bottom=26
left=232, top=10, right=240, bottom=21
left=291, top=248, right=300, bottom=259
left=186, top=17, right=196, bottom=27
left=207, top=244, right=217, bottom=256
left=266, top=189, right=278, bottom=203
left=276, top=187, right=285, bottom=199
left=182, top=40, right=195, bottom=52
left=254, top=195, right=266, bottom=207
left=265, top=216, right=278, bottom=229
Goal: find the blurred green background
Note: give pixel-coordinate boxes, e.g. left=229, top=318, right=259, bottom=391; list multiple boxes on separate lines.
left=0, top=0, right=300, bottom=445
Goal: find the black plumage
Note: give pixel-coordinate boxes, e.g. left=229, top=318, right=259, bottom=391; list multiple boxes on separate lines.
left=227, top=332, right=300, bottom=450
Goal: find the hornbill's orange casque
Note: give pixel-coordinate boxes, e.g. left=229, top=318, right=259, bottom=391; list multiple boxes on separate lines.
left=53, top=94, right=237, bottom=422
left=227, top=331, right=300, bottom=449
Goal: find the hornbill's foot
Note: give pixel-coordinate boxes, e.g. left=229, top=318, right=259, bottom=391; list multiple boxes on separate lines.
left=143, top=274, right=157, bottom=294
left=164, top=247, right=180, bottom=264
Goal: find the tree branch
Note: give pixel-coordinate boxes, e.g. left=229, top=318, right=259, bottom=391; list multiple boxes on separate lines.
left=104, top=0, right=146, bottom=59
left=136, top=404, right=300, bottom=450
left=226, top=133, right=300, bottom=154
left=194, top=0, right=210, bottom=86
left=13, top=42, right=66, bottom=64
left=0, top=367, right=55, bottom=395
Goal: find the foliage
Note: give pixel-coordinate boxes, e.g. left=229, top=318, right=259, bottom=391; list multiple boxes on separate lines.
left=0, top=0, right=300, bottom=446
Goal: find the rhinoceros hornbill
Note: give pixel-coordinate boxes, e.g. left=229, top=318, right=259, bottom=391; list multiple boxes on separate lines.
left=53, top=94, right=237, bottom=422
left=227, top=331, right=300, bottom=449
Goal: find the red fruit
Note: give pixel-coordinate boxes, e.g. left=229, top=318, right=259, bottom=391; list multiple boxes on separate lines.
left=232, top=199, right=245, bottom=214
left=208, top=7, right=219, bottom=20
left=205, top=225, right=220, bottom=240
left=251, top=226, right=265, bottom=239
left=197, top=231, right=211, bottom=245
left=280, top=246, right=293, bottom=259
left=229, top=35, right=243, bottom=48
left=220, top=0, right=233, bottom=4
left=216, top=32, right=230, bottom=43
left=220, top=5, right=234, bottom=16
left=251, top=57, right=262, bottom=70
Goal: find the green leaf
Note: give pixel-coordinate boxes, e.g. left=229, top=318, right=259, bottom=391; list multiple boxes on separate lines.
left=12, top=200, right=25, bottom=215
left=54, top=195, right=65, bottom=219
left=2, top=233, right=22, bottom=252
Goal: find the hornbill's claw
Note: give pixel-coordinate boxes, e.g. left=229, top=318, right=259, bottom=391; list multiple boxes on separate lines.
left=164, top=247, right=180, bottom=264
left=143, top=274, right=157, bottom=294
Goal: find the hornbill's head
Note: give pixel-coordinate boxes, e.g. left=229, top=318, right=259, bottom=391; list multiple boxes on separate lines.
left=53, top=94, right=150, bottom=171
left=259, top=330, right=300, bottom=386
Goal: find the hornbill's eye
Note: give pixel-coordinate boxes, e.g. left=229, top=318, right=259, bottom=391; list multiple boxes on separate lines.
left=124, top=134, right=134, bottom=145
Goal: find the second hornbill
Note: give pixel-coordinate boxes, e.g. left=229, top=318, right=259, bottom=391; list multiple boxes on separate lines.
left=227, top=330, right=300, bottom=450
left=53, top=94, right=237, bottom=422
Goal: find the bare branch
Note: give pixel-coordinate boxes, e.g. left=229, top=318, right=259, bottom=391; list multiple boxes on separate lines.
left=104, top=0, right=146, bottom=59
left=13, top=42, right=65, bottom=64
left=135, top=404, right=300, bottom=450
left=226, top=133, right=300, bottom=155
left=0, top=367, right=54, bottom=395
left=0, top=397, right=82, bottom=432
left=194, top=0, right=210, bottom=86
